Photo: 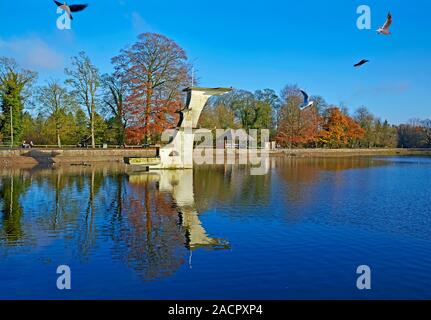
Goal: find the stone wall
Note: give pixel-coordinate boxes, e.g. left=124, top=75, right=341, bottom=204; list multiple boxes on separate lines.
left=0, top=149, right=157, bottom=166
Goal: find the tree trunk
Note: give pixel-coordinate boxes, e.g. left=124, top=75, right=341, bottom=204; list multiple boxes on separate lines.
left=57, top=132, right=61, bottom=148
left=10, top=104, right=14, bottom=148
left=120, top=123, right=126, bottom=146
left=91, top=109, right=95, bottom=148
left=144, top=81, right=153, bottom=144
left=117, top=116, right=125, bottom=145
left=118, top=101, right=125, bottom=145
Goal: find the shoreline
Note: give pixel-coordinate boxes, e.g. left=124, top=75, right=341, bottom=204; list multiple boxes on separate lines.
left=274, top=148, right=431, bottom=157
left=0, top=148, right=430, bottom=167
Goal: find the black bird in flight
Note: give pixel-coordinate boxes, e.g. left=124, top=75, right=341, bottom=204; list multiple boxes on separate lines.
left=54, top=1, right=88, bottom=20
left=354, top=59, right=369, bottom=67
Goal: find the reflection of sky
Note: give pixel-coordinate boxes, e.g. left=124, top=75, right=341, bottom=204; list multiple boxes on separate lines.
left=1, top=157, right=431, bottom=299
left=0, top=1, right=430, bottom=123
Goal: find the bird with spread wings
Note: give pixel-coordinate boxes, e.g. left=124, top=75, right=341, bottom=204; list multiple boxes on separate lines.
left=377, top=12, right=392, bottom=35
left=300, top=90, right=315, bottom=110
left=54, top=1, right=88, bottom=20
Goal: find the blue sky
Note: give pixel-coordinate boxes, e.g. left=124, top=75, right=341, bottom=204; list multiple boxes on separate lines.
left=0, top=0, right=430, bottom=123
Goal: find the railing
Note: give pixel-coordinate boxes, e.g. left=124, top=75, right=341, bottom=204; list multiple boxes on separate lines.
left=0, top=144, right=162, bottom=150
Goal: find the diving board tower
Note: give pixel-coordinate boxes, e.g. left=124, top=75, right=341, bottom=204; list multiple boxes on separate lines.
left=151, top=87, right=232, bottom=170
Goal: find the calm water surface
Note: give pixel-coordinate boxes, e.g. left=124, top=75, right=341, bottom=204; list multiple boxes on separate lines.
left=1, top=156, right=431, bottom=299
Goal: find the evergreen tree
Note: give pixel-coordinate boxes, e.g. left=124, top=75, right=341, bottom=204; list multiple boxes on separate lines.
left=0, top=57, right=37, bottom=146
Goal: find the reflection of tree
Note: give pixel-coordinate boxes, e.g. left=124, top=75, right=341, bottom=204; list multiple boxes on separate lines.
left=0, top=174, right=31, bottom=244
left=193, top=165, right=272, bottom=213
left=31, top=167, right=108, bottom=259
left=109, top=174, right=186, bottom=280
left=277, top=157, right=379, bottom=183
left=107, top=170, right=230, bottom=280
left=32, top=168, right=90, bottom=235
left=76, top=169, right=105, bottom=259
left=42, top=169, right=69, bottom=230
left=191, top=158, right=387, bottom=222
left=1, top=164, right=236, bottom=280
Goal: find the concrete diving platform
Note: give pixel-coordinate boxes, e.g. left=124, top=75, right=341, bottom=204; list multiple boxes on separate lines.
left=125, top=87, right=232, bottom=170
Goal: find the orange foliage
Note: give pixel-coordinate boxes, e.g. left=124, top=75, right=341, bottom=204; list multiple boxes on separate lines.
left=124, top=95, right=181, bottom=143
left=276, top=107, right=364, bottom=148
left=276, top=107, right=322, bottom=147
left=319, top=108, right=365, bottom=147
left=113, top=33, right=190, bottom=144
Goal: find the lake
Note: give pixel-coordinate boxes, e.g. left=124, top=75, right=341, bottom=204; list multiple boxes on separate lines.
left=1, top=156, right=431, bottom=300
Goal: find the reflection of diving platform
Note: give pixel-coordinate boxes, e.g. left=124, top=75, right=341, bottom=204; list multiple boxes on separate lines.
left=126, top=87, right=231, bottom=170
left=127, top=170, right=230, bottom=250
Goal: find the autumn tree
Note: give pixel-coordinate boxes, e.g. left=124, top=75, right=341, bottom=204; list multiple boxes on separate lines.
left=65, top=52, right=101, bottom=148
left=112, top=33, right=191, bottom=144
left=276, top=85, right=321, bottom=148
left=0, top=57, right=37, bottom=146
left=37, top=80, right=76, bottom=147
left=319, top=107, right=364, bottom=148
left=397, top=119, right=431, bottom=148
left=276, top=85, right=301, bottom=147
left=296, top=106, right=322, bottom=147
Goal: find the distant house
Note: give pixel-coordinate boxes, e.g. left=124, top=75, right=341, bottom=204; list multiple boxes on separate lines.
left=216, top=129, right=256, bottom=149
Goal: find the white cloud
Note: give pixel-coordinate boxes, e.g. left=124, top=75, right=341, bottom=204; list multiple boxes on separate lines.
left=131, top=12, right=152, bottom=33
left=352, top=82, right=410, bottom=98
left=0, top=36, right=64, bottom=70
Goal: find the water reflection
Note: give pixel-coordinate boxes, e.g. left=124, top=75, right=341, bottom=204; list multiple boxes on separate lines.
left=118, top=170, right=230, bottom=279
left=0, top=157, right=398, bottom=249
left=0, top=173, right=31, bottom=243
left=0, top=164, right=230, bottom=280
left=1, top=156, right=431, bottom=295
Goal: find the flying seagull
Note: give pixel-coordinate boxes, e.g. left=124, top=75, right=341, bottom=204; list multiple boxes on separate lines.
left=377, top=12, right=392, bottom=35
left=54, top=1, right=88, bottom=20
left=300, top=90, right=314, bottom=110
left=354, top=59, right=369, bottom=67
